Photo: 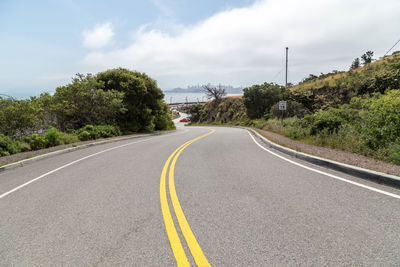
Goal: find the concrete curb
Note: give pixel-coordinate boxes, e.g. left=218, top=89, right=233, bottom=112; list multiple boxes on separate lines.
left=0, top=131, right=171, bottom=173
left=245, top=127, right=400, bottom=189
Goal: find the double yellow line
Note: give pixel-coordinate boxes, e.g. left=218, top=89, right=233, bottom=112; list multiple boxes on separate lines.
left=160, top=129, right=215, bottom=267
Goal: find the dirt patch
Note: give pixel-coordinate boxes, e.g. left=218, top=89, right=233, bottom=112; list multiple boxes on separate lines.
left=257, top=129, right=400, bottom=177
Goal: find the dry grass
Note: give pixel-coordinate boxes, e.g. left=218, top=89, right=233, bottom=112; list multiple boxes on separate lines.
left=291, top=54, right=398, bottom=92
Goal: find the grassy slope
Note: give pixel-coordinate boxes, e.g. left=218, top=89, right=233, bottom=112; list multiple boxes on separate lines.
left=292, top=53, right=399, bottom=91
left=289, top=53, right=400, bottom=111
left=196, top=96, right=248, bottom=124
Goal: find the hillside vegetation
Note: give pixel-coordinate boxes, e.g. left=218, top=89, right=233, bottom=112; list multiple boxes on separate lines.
left=0, top=68, right=174, bottom=157
left=291, top=52, right=400, bottom=111
left=189, top=96, right=247, bottom=124
left=190, top=52, right=400, bottom=164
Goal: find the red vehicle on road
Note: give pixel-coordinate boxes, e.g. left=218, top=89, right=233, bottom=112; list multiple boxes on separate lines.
left=179, top=117, right=191, bottom=122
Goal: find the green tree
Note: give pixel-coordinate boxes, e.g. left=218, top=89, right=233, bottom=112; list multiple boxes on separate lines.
left=0, top=98, right=41, bottom=136
left=31, top=93, right=57, bottom=130
left=52, top=74, right=125, bottom=130
left=96, top=68, right=173, bottom=132
left=361, top=51, right=374, bottom=65
left=243, top=83, right=286, bottom=119
left=188, top=104, right=203, bottom=122
left=350, top=58, right=360, bottom=70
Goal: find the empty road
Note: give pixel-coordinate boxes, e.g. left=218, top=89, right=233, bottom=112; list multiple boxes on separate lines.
left=1, top=120, right=400, bottom=266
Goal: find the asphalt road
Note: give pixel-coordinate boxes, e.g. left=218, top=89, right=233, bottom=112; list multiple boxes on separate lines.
left=1, top=118, right=400, bottom=266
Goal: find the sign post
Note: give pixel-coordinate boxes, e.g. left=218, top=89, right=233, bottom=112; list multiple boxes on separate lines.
left=278, top=100, right=287, bottom=122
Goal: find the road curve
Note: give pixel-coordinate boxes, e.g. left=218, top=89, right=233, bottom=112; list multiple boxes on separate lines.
left=1, top=122, right=400, bottom=266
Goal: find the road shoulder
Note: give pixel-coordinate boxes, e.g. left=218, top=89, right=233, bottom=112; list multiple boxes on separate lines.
left=0, top=131, right=174, bottom=172
left=249, top=128, right=400, bottom=188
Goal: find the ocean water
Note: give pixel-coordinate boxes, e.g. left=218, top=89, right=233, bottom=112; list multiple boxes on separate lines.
left=163, top=92, right=242, bottom=104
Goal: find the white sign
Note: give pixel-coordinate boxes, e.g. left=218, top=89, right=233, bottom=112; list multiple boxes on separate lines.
left=278, top=100, right=287, bottom=111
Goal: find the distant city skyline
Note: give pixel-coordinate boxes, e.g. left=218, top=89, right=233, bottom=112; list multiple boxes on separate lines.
left=165, top=83, right=243, bottom=92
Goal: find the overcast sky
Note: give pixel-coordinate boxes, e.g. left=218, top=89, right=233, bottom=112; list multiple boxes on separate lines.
left=1, top=0, right=399, bottom=98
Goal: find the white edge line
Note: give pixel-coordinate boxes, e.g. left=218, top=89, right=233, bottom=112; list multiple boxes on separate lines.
left=0, top=128, right=190, bottom=200
left=0, top=138, right=150, bottom=199
left=247, top=131, right=400, bottom=199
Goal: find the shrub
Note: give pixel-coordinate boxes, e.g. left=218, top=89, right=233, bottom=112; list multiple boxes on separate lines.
left=357, top=69, right=400, bottom=95
left=269, top=100, right=310, bottom=119
left=62, top=133, right=79, bottom=144
left=0, top=134, right=13, bottom=151
left=263, top=118, right=309, bottom=140
left=154, top=103, right=175, bottom=131
left=0, top=134, right=20, bottom=155
left=96, top=125, right=122, bottom=137
left=75, top=124, right=122, bottom=140
left=302, top=110, right=344, bottom=135
left=78, top=131, right=91, bottom=141
left=0, top=148, right=10, bottom=156
left=251, top=119, right=269, bottom=129
left=389, top=143, right=400, bottom=164
left=75, top=125, right=99, bottom=140
left=44, top=127, right=64, bottom=147
left=360, top=90, right=400, bottom=149
left=28, top=134, right=47, bottom=150
left=16, top=141, right=31, bottom=152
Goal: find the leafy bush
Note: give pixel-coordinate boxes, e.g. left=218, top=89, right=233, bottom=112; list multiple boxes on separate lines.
left=75, top=125, right=99, bottom=140
left=269, top=100, right=310, bottom=119
left=0, top=148, right=10, bottom=156
left=361, top=90, right=400, bottom=149
left=0, top=123, right=127, bottom=158
left=243, top=83, right=286, bottom=119
left=0, top=135, right=32, bottom=155
left=154, top=103, right=175, bottom=131
left=0, top=134, right=19, bottom=154
left=302, top=110, right=344, bottom=135
left=357, top=69, right=400, bottom=95
left=78, top=131, right=91, bottom=141
left=26, top=134, right=47, bottom=150
left=61, top=132, right=79, bottom=144
left=251, top=119, right=269, bottom=129
left=44, top=127, right=64, bottom=147
left=75, top=124, right=122, bottom=140
left=16, top=141, right=31, bottom=152
left=96, top=125, right=122, bottom=137
left=389, top=143, right=400, bottom=164
left=263, top=118, right=309, bottom=140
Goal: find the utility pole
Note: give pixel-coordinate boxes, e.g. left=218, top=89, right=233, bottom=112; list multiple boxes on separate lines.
left=285, top=47, right=288, bottom=88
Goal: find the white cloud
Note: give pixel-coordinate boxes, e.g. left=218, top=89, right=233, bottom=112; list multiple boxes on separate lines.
left=81, top=0, right=400, bottom=88
left=82, top=22, right=114, bottom=49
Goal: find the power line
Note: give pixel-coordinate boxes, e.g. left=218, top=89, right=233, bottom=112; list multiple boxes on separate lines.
left=271, top=67, right=284, bottom=83
left=384, top=38, right=400, bottom=57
